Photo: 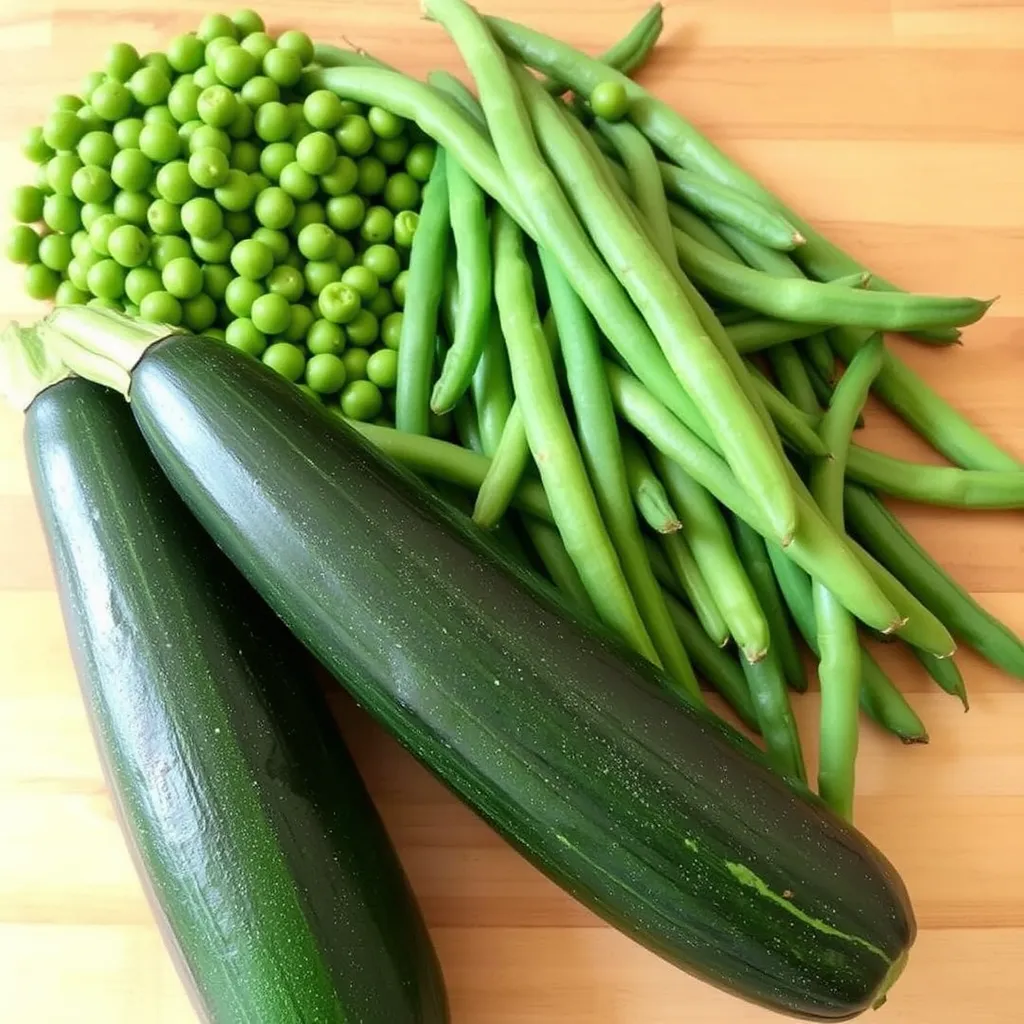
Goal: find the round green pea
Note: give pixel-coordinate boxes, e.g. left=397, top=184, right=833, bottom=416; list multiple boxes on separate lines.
left=183, top=292, right=218, bottom=332
left=284, top=304, right=315, bottom=344
left=319, top=155, right=358, bottom=198
left=384, top=172, right=420, bottom=212
left=340, top=264, right=379, bottom=301
left=275, top=29, right=314, bottom=65
left=373, top=134, right=409, bottom=166
left=168, top=81, right=202, bottom=124
left=147, top=198, right=183, bottom=235
left=240, top=31, right=275, bottom=62
left=223, top=209, right=254, bottom=238
left=266, top=264, right=305, bottom=302
left=162, top=255, right=203, bottom=299
left=140, top=290, right=183, bottom=324
left=250, top=291, right=291, bottom=334
left=319, top=281, right=361, bottom=325
left=341, top=347, right=369, bottom=382
left=367, top=287, right=394, bottom=319
left=262, top=47, right=303, bottom=87
left=7, top=225, right=40, bottom=264
left=70, top=230, right=92, bottom=259
left=46, top=153, right=82, bottom=197
left=106, top=223, right=149, bottom=267
left=360, top=206, right=394, bottom=244
left=43, top=110, right=86, bottom=151
left=90, top=80, right=132, bottom=122
left=214, top=44, right=258, bottom=87
left=259, top=140, right=295, bottom=181
left=231, top=8, right=265, bottom=35
left=37, top=233, right=73, bottom=272
left=405, top=141, right=435, bottom=182
left=167, top=34, right=205, bottom=74
left=112, top=117, right=144, bottom=150
left=143, top=104, right=175, bottom=125
left=304, top=352, right=346, bottom=394
left=225, top=275, right=265, bottom=317
left=325, top=193, right=364, bottom=232
left=367, top=105, right=404, bottom=140
left=293, top=222, right=333, bottom=262
left=356, top=156, right=387, bottom=196
left=393, top=210, right=419, bottom=248
left=191, top=230, right=234, bottom=264
left=55, top=280, right=89, bottom=306
left=225, top=317, right=266, bottom=356
left=336, top=115, right=373, bottom=157
left=255, top=101, right=292, bottom=143
left=181, top=196, right=223, bottom=239
left=254, top=186, right=295, bottom=229
left=76, top=106, right=107, bottom=133
left=128, top=66, right=172, bottom=106
left=11, top=185, right=46, bottom=222
left=202, top=262, right=234, bottom=301
left=22, top=125, right=54, bottom=164
left=361, top=243, right=400, bottom=283
left=188, top=146, right=230, bottom=188
left=155, top=161, right=197, bottom=204
left=110, top=149, right=153, bottom=191
left=197, top=12, right=239, bottom=43
left=203, top=37, right=236, bottom=70
left=590, top=80, right=629, bottom=121
left=262, top=341, right=305, bottom=381
left=43, top=194, right=82, bottom=234
left=151, top=235, right=193, bottom=271
left=306, top=318, right=345, bottom=355
left=295, top=131, right=336, bottom=176
left=125, top=265, right=163, bottom=304
left=251, top=226, right=290, bottom=264
left=139, top=122, right=180, bottom=163
left=304, top=259, right=341, bottom=296
left=210, top=168, right=252, bottom=213
left=304, top=90, right=344, bottom=130
left=82, top=71, right=106, bottom=101
left=197, top=85, right=238, bottom=128
left=87, top=257, right=125, bottom=299
left=230, top=238, right=274, bottom=280
left=345, top=309, right=378, bottom=347
left=241, top=75, right=279, bottom=108
left=381, top=310, right=404, bottom=349
left=278, top=161, right=317, bottom=201
left=105, top=42, right=141, bottom=82
left=113, top=190, right=150, bottom=226
left=366, top=347, right=398, bottom=389
left=230, top=138, right=260, bottom=172
left=290, top=200, right=326, bottom=238
left=25, top=263, right=61, bottom=300
left=340, top=379, right=382, bottom=420
left=76, top=130, right=116, bottom=167
left=189, top=124, right=232, bottom=155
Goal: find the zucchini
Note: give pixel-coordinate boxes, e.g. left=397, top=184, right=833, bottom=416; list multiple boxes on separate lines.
left=25, top=377, right=448, bottom=1024
left=53, top=323, right=916, bottom=1019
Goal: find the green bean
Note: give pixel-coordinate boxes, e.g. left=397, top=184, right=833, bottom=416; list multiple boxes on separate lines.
left=801, top=332, right=836, bottom=383
left=659, top=532, right=730, bottom=649
left=471, top=315, right=514, bottom=457
left=346, top=419, right=552, bottom=520
left=731, top=517, right=807, bottom=692
left=827, top=327, right=1021, bottom=472
left=396, top=149, right=450, bottom=434
left=491, top=208, right=656, bottom=660
left=801, top=356, right=865, bottom=427
left=844, top=484, right=1024, bottom=678
left=542, top=2, right=663, bottom=93
left=485, top=15, right=978, bottom=346
left=845, top=445, right=1024, bottom=509
left=653, top=451, right=770, bottom=662
left=740, top=650, right=807, bottom=782
left=810, top=335, right=882, bottom=820
left=504, top=59, right=799, bottom=542
left=432, top=157, right=492, bottom=413
left=658, top=163, right=802, bottom=251
left=620, top=432, right=680, bottom=533
left=606, top=362, right=902, bottom=632
left=426, top=70, right=489, bottom=137
left=768, top=343, right=820, bottom=418
left=452, top=393, right=483, bottom=453
left=744, top=366, right=829, bottom=457
left=912, top=647, right=969, bottom=710
left=672, top=227, right=988, bottom=331
left=542, top=248, right=699, bottom=696
left=716, top=308, right=757, bottom=326
left=666, top=202, right=745, bottom=260
left=662, top=594, right=760, bottom=732
left=522, top=516, right=597, bottom=616
left=765, top=541, right=929, bottom=743
left=727, top=318, right=827, bottom=353
left=313, top=44, right=398, bottom=73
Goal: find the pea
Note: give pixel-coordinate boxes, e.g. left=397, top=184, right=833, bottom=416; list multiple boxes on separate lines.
left=87, top=257, right=125, bottom=299
left=113, top=190, right=150, bottom=226
left=110, top=149, right=153, bottom=191
left=55, top=280, right=89, bottom=306
left=183, top=292, right=218, bottom=332
left=262, top=47, right=303, bottom=87
left=202, top=263, right=234, bottom=301
left=230, top=139, right=261, bottom=172
left=356, top=156, right=387, bottom=196
left=215, top=44, right=258, bottom=87
left=336, top=115, right=373, bottom=157
left=319, top=282, right=361, bottom=325
left=284, top=304, right=315, bottom=344
left=139, top=122, right=181, bottom=163
left=225, top=275, right=265, bottom=317
left=81, top=71, right=106, bottom=101
left=76, top=106, right=107, bottom=134
left=255, top=101, right=292, bottom=143
left=142, top=52, right=173, bottom=77
left=7, top=225, right=40, bottom=264
left=67, top=258, right=91, bottom=291
left=11, top=185, right=46, bottom=222
left=345, top=309, right=379, bottom=347
left=250, top=291, right=291, bottom=334
left=302, top=259, right=340, bottom=296
left=325, top=193, right=364, bottom=233
left=151, top=235, right=193, bottom=271
left=140, top=290, right=183, bottom=324
left=197, top=85, right=239, bottom=129
left=178, top=119, right=203, bottom=148
left=105, top=42, right=141, bottom=82
left=340, top=379, right=383, bottom=421
left=106, top=223, right=150, bottom=267
left=361, top=243, right=400, bottom=283
left=278, top=161, right=317, bottom=201
left=143, top=104, right=176, bottom=125
left=266, top=264, right=305, bottom=302
left=240, top=31, right=275, bottom=62
left=125, top=265, right=163, bottom=304
left=276, top=29, right=314, bottom=65
left=43, top=110, right=86, bottom=152
left=366, top=347, right=398, bottom=389
left=167, top=33, right=205, bottom=74
left=25, top=263, right=62, bottom=300
left=90, top=80, right=132, bottom=122
left=191, top=230, right=234, bottom=264
left=76, top=130, right=116, bottom=168
left=303, top=318, right=342, bottom=355
left=46, top=153, right=82, bottom=197
left=230, top=238, right=274, bottom=281
left=181, top=196, right=224, bottom=240
left=383, top=172, right=420, bottom=213
left=43, top=194, right=82, bottom=234
left=290, top=131, right=335, bottom=176
left=38, top=233, right=73, bottom=272
left=393, top=210, right=419, bottom=249
left=374, top=134, right=409, bottom=166
left=590, top=80, right=629, bottom=121
left=223, top=209, right=254, bottom=238
left=290, top=200, right=326, bottom=238
left=341, top=347, right=370, bottom=382
left=405, top=141, right=436, bottom=182
left=360, top=206, right=394, bottom=244
left=168, top=81, right=202, bottom=124
left=112, top=121, right=142, bottom=154
left=197, top=12, right=239, bottom=43
left=231, top=8, right=265, bottom=35
left=251, top=227, right=290, bottom=264
left=128, top=66, right=172, bottom=106
left=254, top=186, right=295, bottom=230
left=262, top=341, right=305, bottom=381
left=79, top=202, right=110, bottom=231
left=381, top=310, right=404, bottom=349
left=188, top=147, right=230, bottom=189
left=366, top=287, right=395, bottom=319
left=367, top=105, right=405, bottom=140
left=155, top=161, right=197, bottom=204
left=304, top=90, right=344, bottom=131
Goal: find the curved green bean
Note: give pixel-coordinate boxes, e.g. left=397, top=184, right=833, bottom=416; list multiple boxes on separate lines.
left=801, top=332, right=836, bottom=383
left=471, top=315, right=514, bottom=457
left=606, top=362, right=902, bottom=633
left=744, top=366, right=829, bottom=457
left=716, top=308, right=757, bottom=326
left=768, top=343, right=820, bottom=418
left=658, top=163, right=803, bottom=251
left=542, top=248, right=699, bottom=697
left=491, top=208, right=656, bottom=660
left=620, top=432, right=680, bottom=533
left=452, top=394, right=483, bottom=453
left=845, top=446, right=1024, bottom=509
left=396, top=149, right=450, bottom=434
left=485, top=15, right=978, bottom=346
left=844, top=485, right=1024, bottom=679
left=659, top=532, right=730, bottom=649
left=426, top=70, right=489, bottom=137
left=912, top=647, right=968, bottom=710
left=312, top=44, right=399, bottom=72
left=653, top=451, right=770, bottom=662
left=731, top=517, right=807, bottom=693
left=522, top=516, right=597, bottom=616
left=740, top=649, right=807, bottom=782
left=347, top=420, right=552, bottom=521
left=728, top=318, right=827, bottom=353
left=432, top=158, right=492, bottom=414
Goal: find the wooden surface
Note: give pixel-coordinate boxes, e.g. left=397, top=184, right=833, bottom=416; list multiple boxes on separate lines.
left=1, top=1, right=1023, bottom=1020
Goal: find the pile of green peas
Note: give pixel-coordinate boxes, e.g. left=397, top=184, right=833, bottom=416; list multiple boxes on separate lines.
left=6, top=8, right=440, bottom=426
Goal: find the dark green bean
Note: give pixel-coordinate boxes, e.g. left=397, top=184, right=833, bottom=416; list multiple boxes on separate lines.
left=912, top=648, right=969, bottom=710
left=768, top=343, right=820, bottom=418
left=801, top=332, right=836, bottom=383
left=471, top=315, right=514, bottom=457
left=727, top=318, right=828, bottom=353
left=522, top=517, right=597, bottom=616
left=659, top=532, right=730, bottom=649
left=620, top=431, right=680, bottom=533
left=740, top=650, right=807, bottom=782
left=452, top=394, right=483, bottom=453
left=744, top=366, right=829, bottom=457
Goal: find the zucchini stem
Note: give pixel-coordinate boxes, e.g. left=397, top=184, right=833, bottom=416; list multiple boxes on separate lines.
left=47, top=306, right=173, bottom=374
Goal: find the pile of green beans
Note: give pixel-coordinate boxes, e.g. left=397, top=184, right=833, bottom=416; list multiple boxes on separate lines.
left=13, top=3, right=1023, bottom=821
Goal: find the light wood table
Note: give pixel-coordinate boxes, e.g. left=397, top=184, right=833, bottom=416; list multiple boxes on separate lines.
left=1, top=1, right=1022, bottom=1021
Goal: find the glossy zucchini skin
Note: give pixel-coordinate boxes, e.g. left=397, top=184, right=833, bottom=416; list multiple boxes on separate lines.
left=131, top=335, right=915, bottom=1020
left=26, top=378, right=448, bottom=1024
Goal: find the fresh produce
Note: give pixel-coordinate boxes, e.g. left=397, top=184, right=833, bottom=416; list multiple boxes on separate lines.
left=32, top=320, right=916, bottom=1019
left=9, top=342, right=447, bottom=1023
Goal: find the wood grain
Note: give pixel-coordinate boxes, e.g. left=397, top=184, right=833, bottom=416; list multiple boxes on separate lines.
left=1, top=1, right=1022, bottom=1020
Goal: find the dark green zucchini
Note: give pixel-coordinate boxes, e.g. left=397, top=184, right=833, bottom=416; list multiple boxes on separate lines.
left=61, top=328, right=915, bottom=1019
left=25, top=377, right=448, bottom=1024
